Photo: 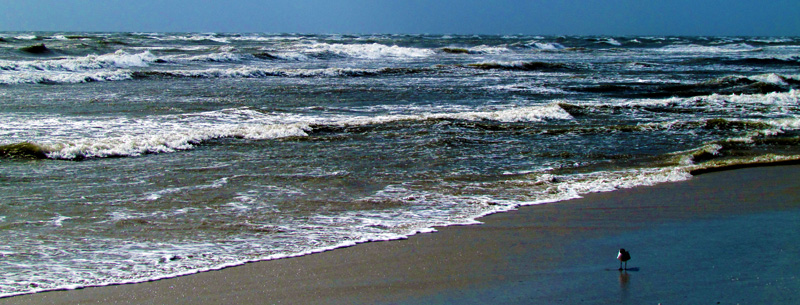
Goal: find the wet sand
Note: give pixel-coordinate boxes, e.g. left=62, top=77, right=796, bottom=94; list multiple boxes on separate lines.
left=3, top=164, right=800, bottom=304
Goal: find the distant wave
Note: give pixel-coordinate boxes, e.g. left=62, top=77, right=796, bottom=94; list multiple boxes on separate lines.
left=296, top=42, right=435, bottom=60
left=525, top=41, right=567, bottom=50
left=657, top=43, right=763, bottom=53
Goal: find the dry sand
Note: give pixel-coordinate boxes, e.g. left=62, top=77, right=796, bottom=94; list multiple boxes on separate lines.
left=3, top=164, right=800, bottom=304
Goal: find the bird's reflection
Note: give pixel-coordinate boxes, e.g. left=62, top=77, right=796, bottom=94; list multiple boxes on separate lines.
left=618, top=270, right=630, bottom=287
left=619, top=270, right=630, bottom=302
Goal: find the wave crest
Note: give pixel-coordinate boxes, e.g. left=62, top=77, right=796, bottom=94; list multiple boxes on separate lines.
left=0, top=142, right=49, bottom=159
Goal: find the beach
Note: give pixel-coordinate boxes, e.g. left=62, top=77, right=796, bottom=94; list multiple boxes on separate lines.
left=3, top=164, right=798, bottom=304
left=3, top=32, right=800, bottom=298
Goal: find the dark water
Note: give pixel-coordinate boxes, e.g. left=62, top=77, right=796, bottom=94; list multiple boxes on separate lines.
left=1, top=32, right=799, bottom=296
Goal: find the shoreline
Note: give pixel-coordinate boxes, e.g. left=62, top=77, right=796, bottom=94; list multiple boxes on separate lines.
left=3, top=163, right=800, bottom=304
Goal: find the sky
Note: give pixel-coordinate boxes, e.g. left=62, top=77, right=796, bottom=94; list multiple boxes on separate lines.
left=2, top=0, right=799, bottom=36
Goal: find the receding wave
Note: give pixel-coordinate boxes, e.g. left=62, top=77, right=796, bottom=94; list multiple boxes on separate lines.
left=571, top=74, right=797, bottom=98
left=559, top=90, right=800, bottom=118
left=686, top=57, right=800, bottom=67
left=0, top=70, right=135, bottom=85
left=131, top=66, right=433, bottom=80
left=662, top=75, right=795, bottom=96
left=1, top=66, right=435, bottom=85
left=466, top=61, right=577, bottom=72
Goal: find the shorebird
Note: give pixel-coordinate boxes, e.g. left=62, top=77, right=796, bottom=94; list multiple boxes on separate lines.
left=617, top=248, right=631, bottom=270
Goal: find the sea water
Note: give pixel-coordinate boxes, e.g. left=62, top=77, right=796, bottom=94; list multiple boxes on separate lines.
left=1, top=33, right=799, bottom=296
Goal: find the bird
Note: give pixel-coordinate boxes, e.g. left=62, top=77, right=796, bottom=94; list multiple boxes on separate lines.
left=617, top=248, right=631, bottom=270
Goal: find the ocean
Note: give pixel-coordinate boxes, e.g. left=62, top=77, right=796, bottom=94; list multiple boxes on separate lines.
left=1, top=32, right=799, bottom=297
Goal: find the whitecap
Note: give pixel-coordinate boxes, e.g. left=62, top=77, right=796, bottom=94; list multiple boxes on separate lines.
left=301, top=42, right=434, bottom=59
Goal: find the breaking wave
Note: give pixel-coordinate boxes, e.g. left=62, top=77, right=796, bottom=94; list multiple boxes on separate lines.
left=0, top=51, right=157, bottom=72
left=2, top=104, right=573, bottom=161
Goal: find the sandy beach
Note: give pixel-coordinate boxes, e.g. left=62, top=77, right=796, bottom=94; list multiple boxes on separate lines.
left=3, top=164, right=800, bottom=304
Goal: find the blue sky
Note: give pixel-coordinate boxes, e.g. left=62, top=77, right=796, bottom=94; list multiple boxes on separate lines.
left=2, top=0, right=799, bottom=36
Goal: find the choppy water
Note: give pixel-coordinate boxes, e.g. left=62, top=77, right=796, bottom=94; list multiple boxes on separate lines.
left=1, top=32, right=799, bottom=297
